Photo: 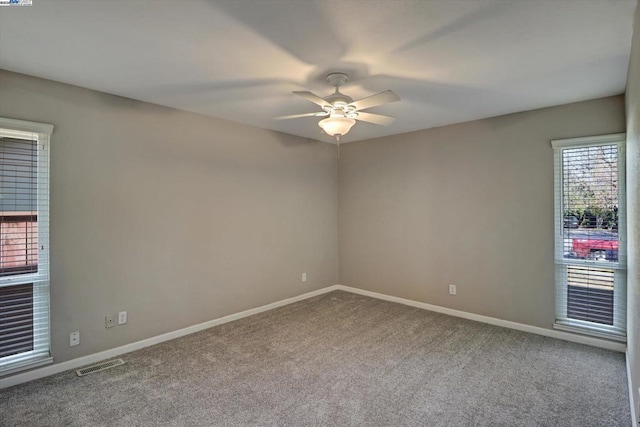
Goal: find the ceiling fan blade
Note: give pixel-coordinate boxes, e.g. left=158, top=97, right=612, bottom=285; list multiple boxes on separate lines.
left=355, top=112, right=396, bottom=126
left=293, top=91, right=331, bottom=108
left=276, top=112, right=328, bottom=120
left=349, top=90, right=400, bottom=111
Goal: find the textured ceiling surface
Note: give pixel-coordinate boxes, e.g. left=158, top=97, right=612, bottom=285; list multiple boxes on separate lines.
left=0, top=0, right=636, bottom=143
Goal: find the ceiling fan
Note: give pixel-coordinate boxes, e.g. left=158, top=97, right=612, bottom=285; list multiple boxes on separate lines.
left=277, top=72, right=400, bottom=142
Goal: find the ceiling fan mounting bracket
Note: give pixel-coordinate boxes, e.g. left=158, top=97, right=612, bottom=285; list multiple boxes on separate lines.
left=326, top=72, right=349, bottom=88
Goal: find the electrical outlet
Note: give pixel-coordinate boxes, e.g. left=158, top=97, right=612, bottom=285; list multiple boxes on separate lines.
left=105, top=314, right=116, bottom=328
left=118, top=311, right=127, bottom=325
left=449, top=284, right=457, bottom=295
left=302, top=272, right=307, bottom=282
left=70, top=331, right=80, bottom=347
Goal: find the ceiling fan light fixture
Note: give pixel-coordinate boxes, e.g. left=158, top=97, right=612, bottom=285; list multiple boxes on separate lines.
left=318, top=116, right=356, bottom=137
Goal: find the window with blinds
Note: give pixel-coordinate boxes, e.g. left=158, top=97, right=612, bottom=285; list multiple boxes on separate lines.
left=0, top=118, right=52, bottom=375
left=552, top=134, right=626, bottom=340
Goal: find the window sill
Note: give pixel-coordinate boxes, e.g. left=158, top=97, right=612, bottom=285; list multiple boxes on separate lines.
left=553, top=322, right=626, bottom=343
left=0, top=355, right=53, bottom=377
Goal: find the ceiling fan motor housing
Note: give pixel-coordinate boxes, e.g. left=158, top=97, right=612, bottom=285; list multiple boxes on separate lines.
left=324, top=92, right=354, bottom=108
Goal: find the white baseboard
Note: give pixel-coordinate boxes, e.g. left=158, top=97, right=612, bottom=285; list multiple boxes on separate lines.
left=1, top=283, right=627, bottom=390
left=0, top=285, right=340, bottom=389
left=628, top=351, right=639, bottom=426
left=334, top=285, right=627, bottom=352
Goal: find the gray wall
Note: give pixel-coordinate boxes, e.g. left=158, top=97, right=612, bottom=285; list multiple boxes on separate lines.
left=0, top=70, right=339, bottom=367
left=625, top=3, right=640, bottom=424
left=339, top=96, right=625, bottom=329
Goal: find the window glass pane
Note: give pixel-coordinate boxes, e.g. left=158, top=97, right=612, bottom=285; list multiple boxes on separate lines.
left=566, top=266, right=614, bottom=325
left=0, top=217, right=38, bottom=275
left=0, top=283, right=34, bottom=358
left=0, top=138, right=37, bottom=212
left=562, top=145, right=618, bottom=263
left=0, top=137, right=38, bottom=276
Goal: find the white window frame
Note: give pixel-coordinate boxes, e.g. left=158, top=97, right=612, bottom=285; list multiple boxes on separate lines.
left=0, top=117, right=53, bottom=375
left=552, top=133, right=626, bottom=341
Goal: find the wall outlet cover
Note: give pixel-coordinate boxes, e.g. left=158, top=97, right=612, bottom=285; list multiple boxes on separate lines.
left=70, top=331, right=80, bottom=347
left=105, top=315, right=116, bottom=328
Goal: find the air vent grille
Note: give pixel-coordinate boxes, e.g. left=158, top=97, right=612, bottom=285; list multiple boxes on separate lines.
left=75, top=358, right=125, bottom=376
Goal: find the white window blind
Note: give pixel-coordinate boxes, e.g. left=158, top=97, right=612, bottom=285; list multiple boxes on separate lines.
left=0, top=118, right=52, bottom=375
left=552, top=134, right=626, bottom=341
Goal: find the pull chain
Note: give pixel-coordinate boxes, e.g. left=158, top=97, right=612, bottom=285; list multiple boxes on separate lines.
left=336, top=135, right=340, bottom=159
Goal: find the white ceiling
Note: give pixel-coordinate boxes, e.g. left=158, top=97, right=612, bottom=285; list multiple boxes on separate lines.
left=0, top=0, right=636, bottom=143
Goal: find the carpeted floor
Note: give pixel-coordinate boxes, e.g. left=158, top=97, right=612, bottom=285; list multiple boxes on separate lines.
left=0, top=290, right=631, bottom=426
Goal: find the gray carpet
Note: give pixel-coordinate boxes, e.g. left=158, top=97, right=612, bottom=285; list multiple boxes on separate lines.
left=0, top=290, right=631, bottom=426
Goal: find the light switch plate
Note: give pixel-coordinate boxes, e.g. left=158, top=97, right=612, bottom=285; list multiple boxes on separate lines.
left=118, top=311, right=127, bottom=325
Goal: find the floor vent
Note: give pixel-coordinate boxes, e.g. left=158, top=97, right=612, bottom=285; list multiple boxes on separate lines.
left=76, top=358, right=125, bottom=377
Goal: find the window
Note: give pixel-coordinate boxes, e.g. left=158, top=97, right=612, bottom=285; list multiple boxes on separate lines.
left=0, top=118, right=52, bottom=375
left=552, top=133, right=626, bottom=340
